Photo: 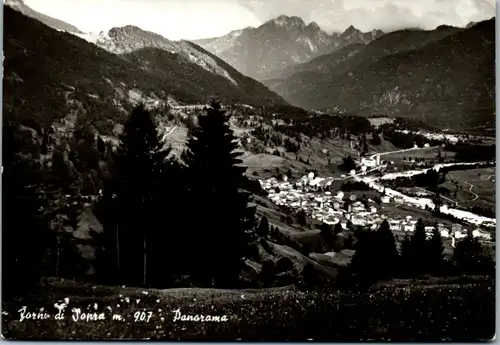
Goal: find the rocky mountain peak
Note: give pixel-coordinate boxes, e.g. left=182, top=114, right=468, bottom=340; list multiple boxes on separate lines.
left=271, top=15, right=306, bottom=29
left=4, top=0, right=24, bottom=7
left=307, top=21, right=321, bottom=31
left=193, top=15, right=384, bottom=81
left=341, top=25, right=360, bottom=37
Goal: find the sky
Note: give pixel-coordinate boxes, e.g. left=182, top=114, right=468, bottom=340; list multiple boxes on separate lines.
left=24, top=0, right=496, bottom=40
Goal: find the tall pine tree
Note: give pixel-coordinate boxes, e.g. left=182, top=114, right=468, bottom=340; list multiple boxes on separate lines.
left=2, top=121, right=49, bottom=299
left=399, top=233, right=413, bottom=277
left=427, top=225, right=444, bottom=275
left=95, top=104, right=172, bottom=287
left=409, top=218, right=428, bottom=276
left=342, top=229, right=378, bottom=289
left=374, top=220, right=400, bottom=280
left=181, top=100, right=256, bottom=287
left=257, top=216, right=270, bottom=238
left=452, top=230, right=492, bottom=275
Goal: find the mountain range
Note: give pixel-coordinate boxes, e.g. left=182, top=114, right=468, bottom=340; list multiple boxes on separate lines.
left=3, top=4, right=290, bottom=136
left=194, top=15, right=384, bottom=81
left=4, top=0, right=496, bottom=135
left=263, top=20, right=495, bottom=133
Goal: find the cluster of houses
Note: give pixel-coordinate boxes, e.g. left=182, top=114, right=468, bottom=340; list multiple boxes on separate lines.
left=259, top=172, right=493, bottom=241
left=396, top=129, right=460, bottom=144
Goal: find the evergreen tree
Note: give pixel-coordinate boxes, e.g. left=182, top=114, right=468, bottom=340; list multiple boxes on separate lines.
left=340, top=156, right=356, bottom=172
left=433, top=194, right=443, bottom=215
left=50, top=142, right=75, bottom=194
left=185, top=115, right=196, bottom=135
left=344, top=229, right=378, bottom=289
left=409, top=218, right=428, bottom=276
left=334, top=222, right=343, bottom=234
left=374, top=220, right=400, bottom=279
left=41, top=128, right=50, bottom=155
left=3, top=121, right=49, bottom=300
left=399, top=232, right=413, bottom=276
left=95, top=104, right=172, bottom=287
left=97, top=136, right=106, bottom=157
left=371, top=132, right=381, bottom=145
left=427, top=226, right=444, bottom=274
left=296, top=209, right=308, bottom=227
left=301, top=263, right=320, bottom=291
left=320, top=223, right=333, bottom=242
left=452, top=230, right=492, bottom=275
left=257, top=216, right=270, bottom=238
left=181, top=100, right=256, bottom=287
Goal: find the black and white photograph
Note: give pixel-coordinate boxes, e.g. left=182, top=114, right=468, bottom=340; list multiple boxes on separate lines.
left=1, top=0, right=496, bottom=340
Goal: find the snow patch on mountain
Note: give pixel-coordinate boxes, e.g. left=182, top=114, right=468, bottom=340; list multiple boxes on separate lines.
left=297, top=37, right=316, bottom=52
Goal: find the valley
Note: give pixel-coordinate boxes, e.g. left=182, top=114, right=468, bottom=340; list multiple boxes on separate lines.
left=2, top=0, right=496, bottom=341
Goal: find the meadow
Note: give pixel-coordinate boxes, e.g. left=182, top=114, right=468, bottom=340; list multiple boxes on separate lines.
left=380, top=147, right=456, bottom=163
left=2, top=276, right=494, bottom=341
left=442, top=167, right=496, bottom=209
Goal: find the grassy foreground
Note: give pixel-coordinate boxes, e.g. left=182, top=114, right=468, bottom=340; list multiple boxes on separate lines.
left=1, top=277, right=495, bottom=341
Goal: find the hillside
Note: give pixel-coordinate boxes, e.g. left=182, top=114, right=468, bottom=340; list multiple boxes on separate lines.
left=264, top=20, right=495, bottom=133
left=272, top=25, right=462, bottom=80
left=3, top=6, right=289, bottom=135
left=194, top=15, right=384, bottom=81
left=76, top=25, right=243, bottom=86
left=4, top=0, right=83, bottom=33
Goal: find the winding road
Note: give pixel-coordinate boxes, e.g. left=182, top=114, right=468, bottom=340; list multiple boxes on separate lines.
left=464, top=182, right=479, bottom=201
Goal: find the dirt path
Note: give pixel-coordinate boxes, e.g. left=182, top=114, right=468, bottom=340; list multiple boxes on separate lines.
left=162, top=125, right=178, bottom=142
left=464, top=181, right=479, bottom=201
left=480, top=174, right=495, bottom=182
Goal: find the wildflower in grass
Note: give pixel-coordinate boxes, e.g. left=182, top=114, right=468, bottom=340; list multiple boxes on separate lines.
left=156, top=299, right=160, bottom=303
left=136, top=299, right=140, bottom=304
left=116, top=304, right=120, bottom=308
left=64, top=298, right=69, bottom=304
left=241, top=294, right=246, bottom=299
left=54, top=302, right=66, bottom=312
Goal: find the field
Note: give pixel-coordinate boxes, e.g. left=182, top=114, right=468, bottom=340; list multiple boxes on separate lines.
left=380, top=147, right=456, bottom=164
left=2, top=277, right=494, bottom=341
left=440, top=167, right=496, bottom=210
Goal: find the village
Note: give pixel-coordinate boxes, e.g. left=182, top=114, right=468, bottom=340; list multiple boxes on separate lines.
left=394, top=129, right=496, bottom=146
left=259, top=160, right=494, bottom=242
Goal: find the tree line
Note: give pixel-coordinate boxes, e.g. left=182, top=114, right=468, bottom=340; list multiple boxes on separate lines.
left=337, top=219, right=494, bottom=290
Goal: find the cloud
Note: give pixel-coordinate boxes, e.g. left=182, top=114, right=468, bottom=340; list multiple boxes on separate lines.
left=237, top=0, right=495, bottom=33
left=24, top=0, right=262, bottom=39
left=23, top=0, right=495, bottom=39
